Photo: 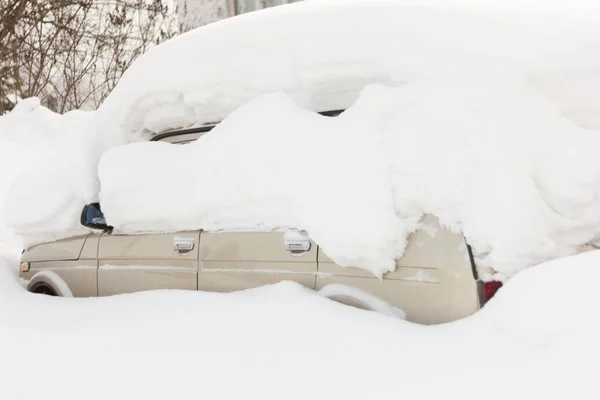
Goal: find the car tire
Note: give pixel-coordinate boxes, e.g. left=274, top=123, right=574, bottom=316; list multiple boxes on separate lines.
left=29, top=282, right=58, bottom=296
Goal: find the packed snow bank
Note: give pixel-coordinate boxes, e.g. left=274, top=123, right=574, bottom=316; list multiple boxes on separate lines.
left=100, top=80, right=600, bottom=277
left=0, top=99, right=96, bottom=247
left=0, top=251, right=599, bottom=400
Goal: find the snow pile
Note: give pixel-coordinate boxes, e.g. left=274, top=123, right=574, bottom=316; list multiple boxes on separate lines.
left=0, top=98, right=62, bottom=141
left=0, top=98, right=66, bottom=256
left=346, top=80, right=600, bottom=276
left=0, top=249, right=599, bottom=399
left=100, top=79, right=600, bottom=277
left=0, top=98, right=96, bottom=247
left=474, top=251, right=600, bottom=340
left=100, top=93, right=409, bottom=276
left=96, top=0, right=600, bottom=136
left=4, top=0, right=600, bottom=277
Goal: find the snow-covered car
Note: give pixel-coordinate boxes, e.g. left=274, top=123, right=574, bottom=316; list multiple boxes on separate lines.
left=18, top=114, right=501, bottom=325
left=12, top=1, right=600, bottom=326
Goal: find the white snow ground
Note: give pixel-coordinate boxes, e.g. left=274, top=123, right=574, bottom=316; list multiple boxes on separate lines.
left=0, top=238, right=599, bottom=399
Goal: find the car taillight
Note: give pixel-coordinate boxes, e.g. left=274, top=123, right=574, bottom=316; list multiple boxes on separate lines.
left=482, top=280, right=503, bottom=304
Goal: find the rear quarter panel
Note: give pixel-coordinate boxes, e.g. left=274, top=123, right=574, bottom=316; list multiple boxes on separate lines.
left=317, top=215, right=479, bottom=324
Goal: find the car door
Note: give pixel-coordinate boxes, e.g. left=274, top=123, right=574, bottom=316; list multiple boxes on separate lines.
left=97, top=231, right=200, bottom=296
left=198, top=231, right=317, bottom=292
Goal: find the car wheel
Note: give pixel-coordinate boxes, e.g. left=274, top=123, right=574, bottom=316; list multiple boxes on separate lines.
left=29, top=282, right=58, bottom=296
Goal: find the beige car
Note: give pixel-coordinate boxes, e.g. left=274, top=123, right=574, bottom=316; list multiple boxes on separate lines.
left=19, top=111, right=499, bottom=325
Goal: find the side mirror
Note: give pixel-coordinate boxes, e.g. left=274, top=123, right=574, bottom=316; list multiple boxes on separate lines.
left=80, top=203, right=110, bottom=231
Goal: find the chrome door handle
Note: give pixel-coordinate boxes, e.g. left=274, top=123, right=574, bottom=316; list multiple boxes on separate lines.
left=173, top=237, right=195, bottom=255
left=284, top=232, right=311, bottom=256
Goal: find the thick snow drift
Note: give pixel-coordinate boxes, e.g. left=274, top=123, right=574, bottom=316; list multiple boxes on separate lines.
left=0, top=99, right=95, bottom=252
left=97, top=0, right=600, bottom=136
left=4, top=0, right=600, bottom=277
left=0, top=99, right=96, bottom=247
left=0, top=249, right=599, bottom=399
left=348, top=80, right=600, bottom=276
left=100, top=93, right=408, bottom=276
left=100, top=79, right=600, bottom=277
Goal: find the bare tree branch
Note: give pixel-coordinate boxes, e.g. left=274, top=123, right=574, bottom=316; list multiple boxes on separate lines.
left=1, top=0, right=181, bottom=114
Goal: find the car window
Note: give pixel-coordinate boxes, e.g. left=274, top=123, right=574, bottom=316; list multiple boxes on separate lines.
left=86, top=203, right=106, bottom=225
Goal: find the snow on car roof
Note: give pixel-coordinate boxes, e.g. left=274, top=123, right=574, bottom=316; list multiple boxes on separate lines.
left=95, top=0, right=600, bottom=138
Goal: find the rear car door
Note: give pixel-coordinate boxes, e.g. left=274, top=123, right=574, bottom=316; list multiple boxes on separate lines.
left=198, top=232, right=317, bottom=292
left=97, top=231, right=200, bottom=296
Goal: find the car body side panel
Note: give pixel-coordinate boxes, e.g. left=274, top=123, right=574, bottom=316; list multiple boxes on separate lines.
left=80, top=233, right=101, bottom=260
left=199, top=232, right=318, bottom=291
left=20, top=234, right=99, bottom=297
left=318, top=215, right=472, bottom=276
left=21, top=235, right=89, bottom=263
left=98, top=260, right=198, bottom=296
left=19, top=213, right=479, bottom=323
left=199, top=232, right=316, bottom=262
left=315, top=272, right=478, bottom=325
left=198, top=261, right=316, bottom=292
left=317, top=215, right=479, bottom=324
left=98, top=232, right=199, bottom=260
left=97, top=232, right=200, bottom=296
left=21, top=261, right=97, bottom=297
